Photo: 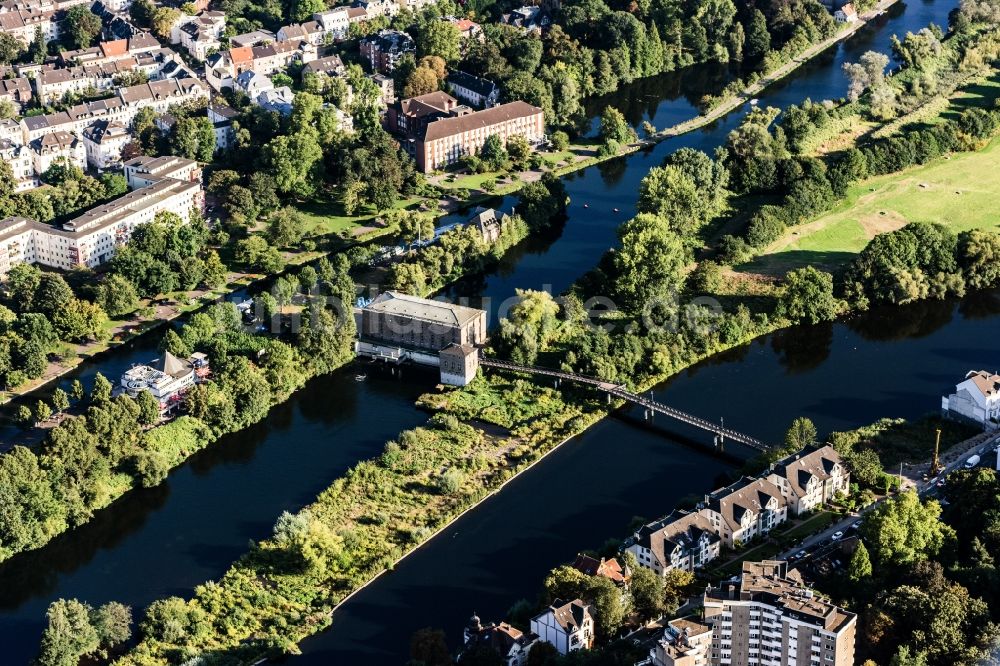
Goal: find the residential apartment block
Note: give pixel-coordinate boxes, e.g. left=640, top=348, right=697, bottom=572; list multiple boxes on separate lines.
left=359, top=29, right=414, bottom=73
left=648, top=618, right=713, bottom=666
left=628, top=446, right=849, bottom=575
left=702, top=561, right=856, bottom=666
left=82, top=119, right=129, bottom=169
left=170, top=10, right=225, bottom=60
left=0, top=156, right=202, bottom=276
left=765, top=447, right=850, bottom=517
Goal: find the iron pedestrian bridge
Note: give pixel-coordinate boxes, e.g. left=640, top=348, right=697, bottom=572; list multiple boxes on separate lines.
left=478, top=357, right=769, bottom=452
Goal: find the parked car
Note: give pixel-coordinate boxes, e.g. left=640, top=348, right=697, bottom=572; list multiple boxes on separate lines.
left=832, top=531, right=844, bottom=540
left=851, top=521, right=862, bottom=530
left=965, top=454, right=981, bottom=469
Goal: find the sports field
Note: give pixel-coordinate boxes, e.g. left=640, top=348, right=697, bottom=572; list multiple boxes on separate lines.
left=746, top=137, right=1000, bottom=274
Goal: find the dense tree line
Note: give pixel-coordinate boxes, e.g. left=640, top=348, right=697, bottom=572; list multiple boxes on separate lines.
left=0, top=257, right=356, bottom=565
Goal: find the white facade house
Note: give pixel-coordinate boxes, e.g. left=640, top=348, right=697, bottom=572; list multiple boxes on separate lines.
left=943, top=370, right=1000, bottom=428
left=312, top=7, right=351, bottom=40
left=702, top=477, right=788, bottom=549
left=834, top=2, right=858, bottom=21
left=120, top=351, right=209, bottom=413
left=765, top=445, right=850, bottom=516
left=30, top=130, right=86, bottom=176
left=171, top=10, right=225, bottom=60
left=0, top=139, right=36, bottom=190
left=627, top=510, right=722, bottom=575
left=207, top=103, right=239, bottom=152
left=82, top=120, right=130, bottom=170
left=530, top=599, right=594, bottom=655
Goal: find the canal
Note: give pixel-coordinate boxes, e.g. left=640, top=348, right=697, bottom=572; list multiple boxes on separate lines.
left=0, top=0, right=962, bottom=662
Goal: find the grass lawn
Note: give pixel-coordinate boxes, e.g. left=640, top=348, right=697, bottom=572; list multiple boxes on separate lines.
left=712, top=542, right=783, bottom=578
left=295, top=196, right=427, bottom=238
left=744, top=136, right=1000, bottom=275
left=775, top=510, right=838, bottom=542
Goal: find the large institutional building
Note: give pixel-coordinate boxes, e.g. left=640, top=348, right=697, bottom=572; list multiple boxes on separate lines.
left=0, top=156, right=202, bottom=276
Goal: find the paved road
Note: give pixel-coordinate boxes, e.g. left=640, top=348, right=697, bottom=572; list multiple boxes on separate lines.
left=775, top=433, right=1000, bottom=564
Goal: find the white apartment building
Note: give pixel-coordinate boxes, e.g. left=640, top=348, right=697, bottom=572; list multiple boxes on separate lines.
left=942, top=369, right=1000, bottom=428
left=702, top=561, right=856, bottom=666
left=0, top=156, right=202, bottom=276
left=277, top=20, right=324, bottom=45
left=627, top=510, right=722, bottom=575
left=82, top=120, right=129, bottom=169
left=702, top=477, right=788, bottom=549
left=311, top=7, right=351, bottom=40
left=0, top=139, right=36, bottom=190
left=0, top=8, right=57, bottom=46
left=30, top=129, right=86, bottom=175
left=765, top=446, right=850, bottom=517
left=171, top=10, right=225, bottom=60
left=530, top=599, right=594, bottom=655
left=207, top=103, right=238, bottom=151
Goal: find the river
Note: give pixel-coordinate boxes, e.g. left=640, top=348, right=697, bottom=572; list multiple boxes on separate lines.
left=0, top=0, right=962, bottom=662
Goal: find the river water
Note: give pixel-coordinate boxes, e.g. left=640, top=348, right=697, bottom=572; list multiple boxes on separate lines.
left=0, top=0, right=966, bottom=662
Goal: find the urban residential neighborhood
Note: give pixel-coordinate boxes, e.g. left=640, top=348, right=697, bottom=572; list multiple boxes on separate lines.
left=0, top=0, right=999, bottom=662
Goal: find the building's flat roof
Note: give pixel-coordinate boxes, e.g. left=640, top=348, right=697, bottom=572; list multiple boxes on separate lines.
left=366, top=291, right=484, bottom=327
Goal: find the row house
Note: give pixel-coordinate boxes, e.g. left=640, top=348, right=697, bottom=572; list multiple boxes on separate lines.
left=414, top=99, right=544, bottom=172
left=81, top=119, right=128, bottom=169
left=204, top=40, right=317, bottom=91
left=34, top=58, right=150, bottom=105
left=0, top=7, right=56, bottom=46
left=765, top=446, right=850, bottom=517
left=0, top=156, right=202, bottom=276
left=170, top=10, right=225, bottom=60
left=277, top=20, right=324, bottom=45
left=359, top=29, right=414, bottom=73
left=21, top=77, right=207, bottom=143
left=301, top=53, right=345, bottom=79
left=0, top=76, right=32, bottom=112
left=29, top=129, right=85, bottom=175
left=60, top=33, right=161, bottom=66
left=0, top=139, right=36, bottom=190
left=229, top=29, right=275, bottom=48
left=626, top=510, right=722, bottom=575
left=702, top=561, right=857, bottom=666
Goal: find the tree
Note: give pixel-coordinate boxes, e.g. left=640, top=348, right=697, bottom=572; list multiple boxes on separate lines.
left=91, top=602, right=131, bottom=650
left=599, top=106, right=637, bottom=146
left=69, top=379, right=84, bottom=403
left=90, top=373, right=113, bottom=405
left=403, top=65, right=440, bottom=98
left=399, top=214, right=435, bottom=244
left=96, top=275, right=140, bottom=318
left=170, top=117, right=216, bottom=162
left=848, top=541, right=873, bottom=582
left=784, top=417, right=817, bottom=451
left=160, top=328, right=190, bottom=358
left=53, top=299, right=108, bottom=341
left=33, top=273, right=74, bottom=317
left=409, top=627, right=450, bottom=666
left=550, top=130, right=570, bottom=151
left=460, top=645, right=505, bottom=666
left=613, top=214, right=690, bottom=313
left=637, top=165, right=713, bottom=239
left=289, top=0, right=324, bottom=22
left=34, top=399, right=52, bottom=424
left=746, top=9, right=771, bottom=60
left=629, top=564, right=666, bottom=620
left=480, top=134, right=509, bottom=171
left=202, top=250, right=227, bottom=289
left=37, top=599, right=99, bottom=666
left=861, top=490, right=953, bottom=566
left=958, top=229, right=1000, bottom=289
left=64, top=6, right=102, bottom=49
left=51, top=388, right=69, bottom=415
left=136, top=390, right=160, bottom=426
left=417, top=19, right=461, bottom=62
left=777, top=267, right=842, bottom=324
left=265, top=129, right=323, bottom=197
left=150, top=7, right=180, bottom=40
left=495, top=289, right=560, bottom=365
left=267, top=208, right=307, bottom=248
left=15, top=404, right=32, bottom=425
left=890, top=646, right=929, bottom=666
left=390, top=262, right=427, bottom=295
left=0, top=32, right=22, bottom=64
